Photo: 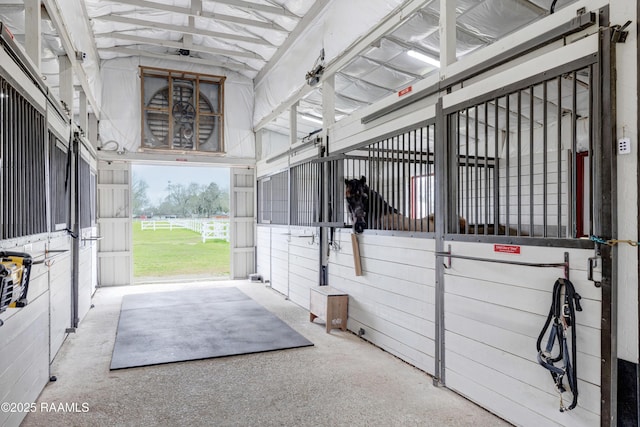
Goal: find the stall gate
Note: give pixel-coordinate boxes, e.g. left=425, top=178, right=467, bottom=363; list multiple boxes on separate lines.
left=257, top=160, right=320, bottom=306
left=326, top=14, right=610, bottom=427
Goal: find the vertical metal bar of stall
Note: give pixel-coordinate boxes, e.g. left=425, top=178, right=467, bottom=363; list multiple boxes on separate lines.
left=19, top=94, right=25, bottom=237
left=410, top=130, right=415, bottom=231
left=493, top=99, right=499, bottom=235
left=484, top=102, right=489, bottom=234
left=588, top=64, right=594, bottom=235
left=543, top=80, right=548, bottom=237
left=571, top=70, right=578, bottom=238
left=420, top=128, right=425, bottom=231
left=400, top=133, right=405, bottom=229
left=391, top=135, right=402, bottom=230
left=423, top=127, right=427, bottom=225
left=557, top=75, right=562, bottom=238
left=385, top=138, right=389, bottom=230
left=505, top=95, right=511, bottom=234
left=371, top=143, right=375, bottom=229
left=474, top=105, right=479, bottom=234
left=465, top=108, right=470, bottom=234
left=530, top=86, right=535, bottom=236
left=517, top=90, right=522, bottom=236
left=456, top=112, right=461, bottom=233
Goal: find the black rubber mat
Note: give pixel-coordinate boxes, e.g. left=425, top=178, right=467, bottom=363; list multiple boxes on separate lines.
left=110, top=287, right=313, bottom=370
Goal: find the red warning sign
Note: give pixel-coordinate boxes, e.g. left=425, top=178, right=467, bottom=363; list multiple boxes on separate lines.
left=494, top=244, right=521, bottom=255
left=398, top=86, right=412, bottom=97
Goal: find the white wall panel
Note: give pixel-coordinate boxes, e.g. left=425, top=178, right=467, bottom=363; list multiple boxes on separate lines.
left=48, top=235, right=72, bottom=361
left=256, top=225, right=271, bottom=284
left=0, top=289, right=49, bottom=427
left=230, top=168, right=255, bottom=279
left=328, top=231, right=436, bottom=375
left=287, top=226, right=319, bottom=308
left=443, top=241, right=600, bottom=426
left=269, top=229, right=289, bottom=296
left=97, top=161, right=132, bottom=286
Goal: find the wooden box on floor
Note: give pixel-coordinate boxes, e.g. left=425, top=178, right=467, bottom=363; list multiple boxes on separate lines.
left=309, top=286, right=348, bottom=333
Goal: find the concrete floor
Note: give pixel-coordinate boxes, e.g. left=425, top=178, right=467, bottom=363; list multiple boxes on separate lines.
left=22, top=280, right=510, bottom=427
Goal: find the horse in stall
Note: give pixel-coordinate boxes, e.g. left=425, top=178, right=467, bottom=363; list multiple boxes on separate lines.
left=344, top=176, right=527, bottom=235
left=345, top=176, right=465, bottom=234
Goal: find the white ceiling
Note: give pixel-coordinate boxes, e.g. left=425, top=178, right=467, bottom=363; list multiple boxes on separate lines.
left=0, top=0, right=578, bottom=137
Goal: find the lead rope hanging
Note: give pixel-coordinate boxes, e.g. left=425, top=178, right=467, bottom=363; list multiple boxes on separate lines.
left=536, top=278, right=582, bottom=412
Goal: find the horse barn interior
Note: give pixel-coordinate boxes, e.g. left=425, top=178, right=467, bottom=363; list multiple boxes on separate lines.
left=0, top=0, right=638, bottom=426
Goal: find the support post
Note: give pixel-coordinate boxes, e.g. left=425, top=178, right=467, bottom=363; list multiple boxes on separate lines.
left=79, top=90, right=88, bottom=135
left=58, top=54, right=73, bottom=117
left=24, top=0, right=41, bottom=69
left=439, top=0, right=456, bottom=69
left=434, top=98, right=447, bottom=386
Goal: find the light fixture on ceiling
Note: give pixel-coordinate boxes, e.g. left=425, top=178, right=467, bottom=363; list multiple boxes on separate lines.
left=407, top=50, right=440, bottom=68
left=300, top=115, right=323, bottom=125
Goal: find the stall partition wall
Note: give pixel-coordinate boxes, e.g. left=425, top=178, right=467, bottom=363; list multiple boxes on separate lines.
left=329, top=231, right=437, bottom=375
left=254, top=14, right=610, bottom=427
left=257, top=153, right=320, bottom=306
left=0, top=39, right=98, bottom=426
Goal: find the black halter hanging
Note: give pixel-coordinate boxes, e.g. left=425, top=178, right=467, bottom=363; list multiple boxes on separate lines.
left=536, top=278, right=583, bottom=412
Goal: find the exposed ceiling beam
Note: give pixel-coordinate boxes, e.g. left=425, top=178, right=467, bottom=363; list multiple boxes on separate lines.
left=101, top=0, right=288, bottom=32
left=93, top=14, right=275, bottom=46
left=207, top=0, right=298, bottom=18
left=41, top=0, right=101, bottom=116
left=254, top=0, right=330, bottom=85
left=95, top=32, right=265, bottom=60
left=254, top=0, right=433, bottom=130
left=100, top=46, right=258, bottom=72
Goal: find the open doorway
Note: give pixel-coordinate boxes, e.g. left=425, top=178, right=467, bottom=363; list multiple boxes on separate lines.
left=132, top=164, right=230, bottom=283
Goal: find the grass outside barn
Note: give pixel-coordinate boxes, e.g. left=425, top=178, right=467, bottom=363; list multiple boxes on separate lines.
left=133, top=220, right=230, bottom=281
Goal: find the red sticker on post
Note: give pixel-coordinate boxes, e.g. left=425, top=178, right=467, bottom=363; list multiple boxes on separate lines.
left=494, top=244, right=521, bottom=254
left=398, top=86, right=412, bottom=97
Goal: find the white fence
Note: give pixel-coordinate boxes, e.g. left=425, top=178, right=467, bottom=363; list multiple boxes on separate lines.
left=140, top=219, right=229, bottom=242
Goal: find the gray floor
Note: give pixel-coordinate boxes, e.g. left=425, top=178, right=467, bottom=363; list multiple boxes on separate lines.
left=110, top=287, right=312, bottom=369
left=22, top=280, right=510, bottom=427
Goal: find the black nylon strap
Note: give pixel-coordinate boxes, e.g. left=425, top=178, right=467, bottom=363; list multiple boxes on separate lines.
left=536, top=278, right=582, bottom=412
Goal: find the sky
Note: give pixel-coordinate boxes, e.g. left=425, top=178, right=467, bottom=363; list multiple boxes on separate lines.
left=133, top=164, right=230, bottom=205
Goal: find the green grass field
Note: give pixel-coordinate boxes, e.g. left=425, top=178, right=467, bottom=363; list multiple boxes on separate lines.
left=133, top=221, right=230, bottom=280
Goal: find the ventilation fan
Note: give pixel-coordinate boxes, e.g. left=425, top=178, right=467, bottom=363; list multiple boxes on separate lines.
left=144, top=79, right=216, bottom=150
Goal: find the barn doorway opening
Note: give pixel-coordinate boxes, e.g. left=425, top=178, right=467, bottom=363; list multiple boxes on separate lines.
left=132, top=164, right=231, bottom=283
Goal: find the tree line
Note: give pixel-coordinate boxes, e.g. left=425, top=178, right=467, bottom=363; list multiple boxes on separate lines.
left=133, top=175, right=229, bottom=218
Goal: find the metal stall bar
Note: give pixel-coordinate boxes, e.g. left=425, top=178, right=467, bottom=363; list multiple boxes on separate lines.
left=543, top=80, right=548, bottom=237
left=465, top=108, right=470, bottom=234
left=571, top=70, right=578, bottom=238
left=484, top=102, right=489, bottom=234
left=557, top=75, right=563, bottom=238
left=517, top=91, right=522, bottom=235
left=474, top=105, right=479, bottom=234
left=529, top=86, right=535, bottom=236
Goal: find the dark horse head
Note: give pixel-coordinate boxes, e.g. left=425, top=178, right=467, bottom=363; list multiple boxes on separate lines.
left=345, top=176, right=369, bottom=234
